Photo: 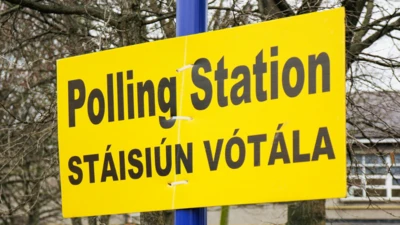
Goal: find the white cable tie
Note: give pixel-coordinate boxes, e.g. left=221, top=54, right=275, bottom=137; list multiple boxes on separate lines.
left=170, top=116, right=193, bottom=121
left=168, top=180, right=188, bottom=186
left=176, top=64, right=193, bottom=72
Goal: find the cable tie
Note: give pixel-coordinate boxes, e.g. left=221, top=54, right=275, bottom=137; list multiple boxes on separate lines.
left=170, top=116, right=193, bottom=121
left=168, top=180, right=188, bottom=186
left=176, top=64, right=193, bottom=72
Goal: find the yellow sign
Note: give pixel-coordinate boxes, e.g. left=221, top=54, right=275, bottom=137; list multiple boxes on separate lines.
left=57, top=8, right=346, bottom=217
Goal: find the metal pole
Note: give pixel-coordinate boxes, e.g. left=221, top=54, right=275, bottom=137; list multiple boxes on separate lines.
left=175, top=0, right=207, bottom=225
left=176, top=0, right=207, bottom=36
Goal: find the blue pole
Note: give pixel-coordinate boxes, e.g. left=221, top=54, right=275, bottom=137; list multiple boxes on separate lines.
left=176, top=0, right=207, bottom=36
left=175, top=1, right=207, bottom=225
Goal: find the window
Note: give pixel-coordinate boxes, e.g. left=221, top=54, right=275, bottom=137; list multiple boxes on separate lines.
left=345, top=153, right=400, bottom=201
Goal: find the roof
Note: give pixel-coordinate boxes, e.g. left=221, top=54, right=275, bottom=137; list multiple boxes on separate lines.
left=347, top=91, right=400, bottom=139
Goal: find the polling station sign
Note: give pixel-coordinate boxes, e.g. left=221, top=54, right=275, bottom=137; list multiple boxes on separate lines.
left=57, top=8, right=346, bottom=217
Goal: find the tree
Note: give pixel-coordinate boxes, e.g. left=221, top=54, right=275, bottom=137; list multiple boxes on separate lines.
left=1, top=0, right=399, bottom=225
